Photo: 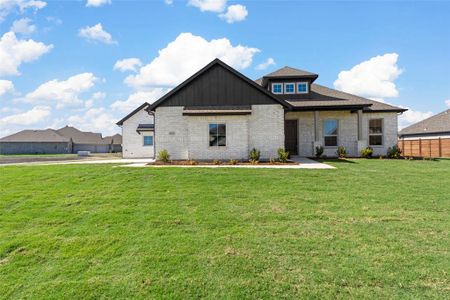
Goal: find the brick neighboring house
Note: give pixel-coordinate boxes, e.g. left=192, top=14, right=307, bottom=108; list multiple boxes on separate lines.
left=117, top=59, right=406, bottom=159
left=0, top=126, right=122, bottom=154
left=398, top=109, right=450, bottom=158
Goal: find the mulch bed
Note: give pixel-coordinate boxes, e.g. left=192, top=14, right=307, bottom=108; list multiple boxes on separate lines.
left=150, top=160, right=297, bottom=166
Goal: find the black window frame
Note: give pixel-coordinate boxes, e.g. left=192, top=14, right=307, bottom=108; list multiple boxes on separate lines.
left=323, top=119, right=338, bottom=147
left=369, top=118, right=383, bottom=146
left=209, top=123, right=226, bottom=147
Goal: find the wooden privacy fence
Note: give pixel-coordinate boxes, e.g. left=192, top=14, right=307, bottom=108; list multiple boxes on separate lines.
left=398, top=138, right=450, bottom=158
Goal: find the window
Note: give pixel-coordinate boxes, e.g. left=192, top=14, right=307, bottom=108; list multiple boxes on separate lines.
left=143, top=135, right=153, bottom=146
left=285, top=83, right=295, bottom=94
left=209, top=123, right=226, bottom=147
left=324, top=119, right=338, bottom=147
left=297, top=82, right=308, bottom=94
left=272, top=83, right=283, bottom=94
left=369, top=119, right=383, bottom=146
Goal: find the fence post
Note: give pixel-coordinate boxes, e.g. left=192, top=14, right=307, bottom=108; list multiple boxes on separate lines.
left=439, top=137, right=442, bottom=157
left=419, top=138, right=422, bottom=157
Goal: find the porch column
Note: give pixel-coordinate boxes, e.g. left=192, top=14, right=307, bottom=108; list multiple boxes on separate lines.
left=314, top=111, right=319, bottom=142
left=357, top=109, right=363, bottom=140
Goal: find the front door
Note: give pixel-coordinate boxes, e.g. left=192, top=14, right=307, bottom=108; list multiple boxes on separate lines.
left=284, top=120, right=298, bottom=156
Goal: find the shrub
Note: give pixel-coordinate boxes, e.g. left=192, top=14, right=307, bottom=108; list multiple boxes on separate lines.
left=187, top=160, right=198, bottom=165
left=213, top=159, right=222, bottom=165
left=277, top=148, right=289, bottom=163
left=249, top=148, right=260, bottom=163
left=157, top=149, right=170, bottom=162
left=229, top=159, right=238, bottom=165
left=360, top=147, right=373, bottom=158
left=387, top=145, right=402, bottom=159
left=336, top=146, right=347, bottom=158
left=315, top=146, right=324, bottom=158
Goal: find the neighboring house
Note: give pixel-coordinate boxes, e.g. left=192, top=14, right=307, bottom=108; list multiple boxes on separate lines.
left=0, top=126, right=122, bottom=154
left=398, top=109, right=450, bottom=157
left=0, top=129, right=72, bottom=154
left=104, top=134, right=123, bottom=153
left=118, top=59, right=406, bottom=159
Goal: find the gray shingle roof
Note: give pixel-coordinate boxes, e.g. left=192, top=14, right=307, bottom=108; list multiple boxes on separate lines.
left=57, top=126, right=107, bottom=144
left=263, top=66, right=318, bottom=78
left=399, top=109, right=450, bottom=136
left=0, top=129, right=70, bottom=142
left=103, top=134, right=122, bottom=144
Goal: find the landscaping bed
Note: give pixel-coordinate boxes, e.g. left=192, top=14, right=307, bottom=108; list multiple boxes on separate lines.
left=149, top=159, right=298, bottom=166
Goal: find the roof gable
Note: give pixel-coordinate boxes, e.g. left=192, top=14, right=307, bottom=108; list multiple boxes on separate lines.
left=149, top=59, right=291, bottom=110
left=116, top=102, right=151, bottom=126
left=57, top=126, right=105, bottom=144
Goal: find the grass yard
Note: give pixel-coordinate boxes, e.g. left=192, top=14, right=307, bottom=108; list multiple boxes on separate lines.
left=0, top=159, right=449, bottom=299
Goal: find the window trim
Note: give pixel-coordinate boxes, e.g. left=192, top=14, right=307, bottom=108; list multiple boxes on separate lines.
left=323, top=119, right=339, bottom=148
left=368, top=118, right=384, bottom=147
left=208, top=123, right=227, bottom=148
left=143, top=135, right=153, bottom=147
left=271, top=83, right=283, bottom=94
left=297, top=82, right=309, bottom=94
left=284, top=83, right=295, bottom=94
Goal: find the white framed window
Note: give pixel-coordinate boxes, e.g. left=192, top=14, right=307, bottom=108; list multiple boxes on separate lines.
left=323, top=119, right=338, bottom=147
left=297, top=82, right=309, bottom=94
left=369, top=119, right=383, bottom=146
left=272, top=83, right=283, bottom=94
left=209, top=123, right=226, bottom=147
left=284, top=83, right=295, bottom=94
left=143, top=135, right=153, bottom=146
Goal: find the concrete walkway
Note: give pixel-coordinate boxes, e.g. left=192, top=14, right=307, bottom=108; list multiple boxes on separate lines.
left=1, top=157, right=334, bottom=169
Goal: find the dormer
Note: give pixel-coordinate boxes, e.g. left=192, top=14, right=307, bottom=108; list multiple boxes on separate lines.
left=259, top=66, right=318, bottom=96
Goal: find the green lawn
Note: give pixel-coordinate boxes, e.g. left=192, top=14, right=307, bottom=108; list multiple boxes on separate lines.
left=0, top=160, right=449, bottom=299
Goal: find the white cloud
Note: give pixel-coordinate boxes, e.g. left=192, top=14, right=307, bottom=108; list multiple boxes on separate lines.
left=125, top=32, right=259, bottom=89
left=46, top=16, right=62, bottom=25
left=68, top=107, right=118, bottom=135
left=110, top=89, right=169, bottom=113
left=188, top=0, right=227, bottom=12
left=84, top=91, right=105, bottom=108
left=164, top=0, right=173, bottom=5
left=0, top=31, right=53, bottom=76
left=255, top=57, right=275, bottom=71
left=113, top=58, right=142, bottom=72
left=78, top=23, right=116, bottom=44
left=445, top=99, right=450, bottom=108
left=0, top=105, right=51, bottom=126
left=398, top=108, right=434, bottom=130
left=25, top=73, right=98, bottom=108
left=219, top=4, right=247, bottom=23
left=86, top=0, right=111, bottom=7
left=0, top=0, right=46, bottom=22
left=334, top=53, right=403, bottom=101
left=0, top=79, right=14, bottom=96
left=10, top=17, right=36, bottom=34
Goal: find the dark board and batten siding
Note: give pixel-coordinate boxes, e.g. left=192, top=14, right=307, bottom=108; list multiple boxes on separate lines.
left=157, top=64, right=279, bottom=107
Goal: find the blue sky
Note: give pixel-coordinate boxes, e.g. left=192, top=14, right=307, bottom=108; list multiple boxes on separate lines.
left=0, top=0, right=449, bottom=137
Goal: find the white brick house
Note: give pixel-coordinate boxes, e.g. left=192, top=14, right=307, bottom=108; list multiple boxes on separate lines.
left=117, top=59, right=406, bottom=159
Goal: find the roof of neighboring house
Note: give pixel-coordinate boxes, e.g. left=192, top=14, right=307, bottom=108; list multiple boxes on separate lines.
left=0, top=129, right=70, bottom=143
left=116, top=102, right=151, bottom=126
left=57, top=126, right=107, bottom=144
left=399, top=109, right=450, bottom=137
left=103, top=133, right=122, bottom=144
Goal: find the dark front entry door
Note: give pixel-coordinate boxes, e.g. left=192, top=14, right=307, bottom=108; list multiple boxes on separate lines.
left=285, top=120, right=298, bottom=156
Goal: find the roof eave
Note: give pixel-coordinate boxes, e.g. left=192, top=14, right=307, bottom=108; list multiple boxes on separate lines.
left=116, top=102, right=150, bottom=126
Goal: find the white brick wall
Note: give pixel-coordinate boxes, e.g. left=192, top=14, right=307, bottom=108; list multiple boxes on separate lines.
left=154, top=104, right=285, bottom=160
left=121, top=109, right=154, bottom=158
left=286, top=111, right=399, bottom=157
left=249, top=105, right=285, bottom=159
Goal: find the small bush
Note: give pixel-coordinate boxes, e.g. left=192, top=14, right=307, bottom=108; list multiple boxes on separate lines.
left=157, top=149, right=170, bottom=162
left=249, top=148, right=260, bottom=163
left=315, top=146, right=324, bottom=158
left=187, top=160, right=198, bottom=165
left=229, top=159, right=238, bottom=165
left=360, top=147, right=373, bottom=158
left=336, top=146, right=347, bottom=158
left=277, top=148, right=289, bottom=163
left=387, top=145, right=402, bottom=159
left=213, top=159, right=222, bottom=165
